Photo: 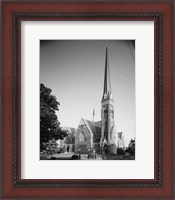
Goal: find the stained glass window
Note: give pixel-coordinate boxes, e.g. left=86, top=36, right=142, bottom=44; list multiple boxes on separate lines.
left=79, top=132, right=85, bottom=142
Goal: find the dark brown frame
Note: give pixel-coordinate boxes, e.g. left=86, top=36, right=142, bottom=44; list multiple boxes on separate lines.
left=1, top=1, right=174, bottom=199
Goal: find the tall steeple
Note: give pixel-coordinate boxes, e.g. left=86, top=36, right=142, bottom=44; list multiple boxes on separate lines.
left=101, top=43, right=113, bottom=103
left=100, top=42, right=117, bottom=154
left=92, top=107, right=95, bottom=123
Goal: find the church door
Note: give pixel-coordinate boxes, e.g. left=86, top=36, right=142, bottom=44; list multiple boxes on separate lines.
left=78, top=145, right=88, bottom=154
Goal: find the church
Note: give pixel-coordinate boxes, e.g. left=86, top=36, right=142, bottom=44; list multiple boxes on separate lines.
left=62, top=45, right=125, bottom=154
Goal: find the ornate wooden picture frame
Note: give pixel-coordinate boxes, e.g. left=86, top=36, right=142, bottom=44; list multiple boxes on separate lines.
left=1, top=1, right=174, bottom=199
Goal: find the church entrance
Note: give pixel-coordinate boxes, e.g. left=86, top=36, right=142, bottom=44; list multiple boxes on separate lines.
left=78, top=145, right=88, bottom=154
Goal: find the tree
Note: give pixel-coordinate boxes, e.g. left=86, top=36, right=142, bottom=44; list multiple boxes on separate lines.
left=40, top=83, right=67, bottom=151
left=126, top=138, right=135, bottom=156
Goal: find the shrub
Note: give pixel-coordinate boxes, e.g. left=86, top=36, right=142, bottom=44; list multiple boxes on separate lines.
left=117, top=148, right=125, bottom=156
left=126, top=147, right=135, bottom=156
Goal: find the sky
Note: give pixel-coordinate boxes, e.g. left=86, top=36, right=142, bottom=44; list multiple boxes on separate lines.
left=40, top=40, right=135, bottom=146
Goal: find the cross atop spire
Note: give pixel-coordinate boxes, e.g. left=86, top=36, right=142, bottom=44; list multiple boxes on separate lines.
left=101, top=43, right=113, bottom=102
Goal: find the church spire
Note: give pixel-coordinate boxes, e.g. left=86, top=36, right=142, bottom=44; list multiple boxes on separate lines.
left=102, top=43, right=113, bottom=102
left=92, top=107, right=95, bottom=123
left=100, top=42, right=117, bottom=154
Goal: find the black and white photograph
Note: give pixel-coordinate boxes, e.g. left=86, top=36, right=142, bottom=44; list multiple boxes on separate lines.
left=40, top=40, right=135, bottom=160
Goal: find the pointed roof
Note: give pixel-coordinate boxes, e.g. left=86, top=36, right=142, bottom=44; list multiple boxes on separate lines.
left=101, top=44, right=113, bottom=102
left=78, top=118, right=102, bottom=135
left=117, top=132, right=123, bottom=139
left=78, top=118, right=95, bottom=134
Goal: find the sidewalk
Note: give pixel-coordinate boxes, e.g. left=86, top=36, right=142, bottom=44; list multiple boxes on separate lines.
left=51, top=152, right=75, bottom=159
left=80, top=154, right=102, bottom=160
left=42, top=152, right=103, bottom=160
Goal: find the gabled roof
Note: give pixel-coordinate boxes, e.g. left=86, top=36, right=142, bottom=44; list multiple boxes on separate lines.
left=77, top=118, right=92, bottom=134
left=62, top=126, right=76, bottom=136
left=86, top=120, right=96, bottom=134
left=78, top=118, right=102, bottom=136
left=95, top=121, right=101, bottom=128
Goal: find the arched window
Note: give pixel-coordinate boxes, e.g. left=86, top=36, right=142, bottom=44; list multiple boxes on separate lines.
left=79, top=132, right=86, bottom=142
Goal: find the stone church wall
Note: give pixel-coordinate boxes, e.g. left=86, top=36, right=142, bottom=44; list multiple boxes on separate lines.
left=75, top=127, right=92, bottom=154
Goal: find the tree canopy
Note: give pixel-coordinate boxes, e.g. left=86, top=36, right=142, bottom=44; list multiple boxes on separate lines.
left=40, top=83, right=67, bottom=151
